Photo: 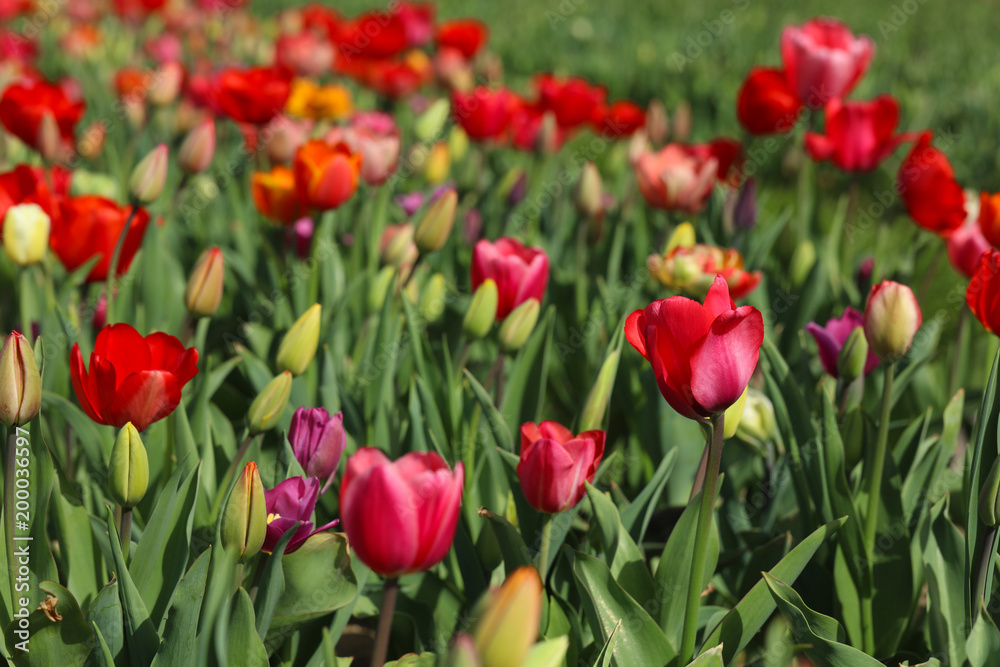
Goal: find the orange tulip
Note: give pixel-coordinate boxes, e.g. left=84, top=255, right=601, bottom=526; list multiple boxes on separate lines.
left=251, top=166, right=307, bottom=224
left=293, top=140, right=361, bottom=211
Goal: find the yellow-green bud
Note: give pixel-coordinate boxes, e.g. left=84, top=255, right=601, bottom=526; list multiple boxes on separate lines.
left=70, top=169, right=120, bottom=199
left=863, top=280, right=922, bottom=362
left=664, top=221, right=696, bottom=255
left=837, top=327, right=869, bottom=383
left=574, top=162, right=603, bottom=218
left=414, top=190, right=458, bottom=254
left=473, top=566, right=542, bottom=667
left=723, top=386, right=749, bottom=439
left=0, top=331, right=41, bottom=427
left=449, top=126, right=469, bottom=162
left=108, top=423, right=149, bottom=509
left=463, top=280, right=498, bottom=340
left=498, top=299, right=540, bottom=353
left=445, top=634, right=481, bottom=667
left=415, top=98, right=451, bottom=143
left=178, top=118, right=216, bottom=175
left=129, top=143, right=169, bottom=204
left=789, top=240, right=816, bottom=288
left=980, top=457, right=1000, bottom=528
left=221, top=461, right=267, bottom=562
left=425, top=141, right=451, bottom=184
left=276, top=304, right=321, bottom=376
left=735, top=389, right=776, bottom=445
left=3, top=203, right=50, bottom=266
left=368, top=266, right=397, bottom=313
left=579, top=350, right=619, bottom=431
left=185, top=247, right=225, bottom=317
left=419, top=273, right=448, bottom=324
left=247, top=371, right=292, bottom=434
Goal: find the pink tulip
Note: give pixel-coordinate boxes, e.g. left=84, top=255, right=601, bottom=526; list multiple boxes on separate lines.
left=805, top=96, right=914, bottom=172
left=263, top=476, right=338, bottom=554
left=325, top=112, right=402, bottom=186
left=781, top=18, right=874, bottom=108
left=517, top=422, right=605, bottom=514
left=470, top=237, right=549, bottom=320
left=633, top=144, right=718, bottom=213
left=948, top=219, right=992, bottom=279
left=288, top=407, right=347, bottom=494
left=275, top=31, right=334, bottom=78
left=339, top=448, right=464, bottom=577
left=265, top=117, right=314, bottom=165
left=805, top=307, right=880, bottom=378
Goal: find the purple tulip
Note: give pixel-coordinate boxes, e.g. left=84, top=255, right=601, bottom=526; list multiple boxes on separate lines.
left=289, top=407, right=346, bottom=494
left=805, top=306, right=880, bottom=378
left=293, top=217, right=314, bottom=259
left=395, top=183, right=455, bottom=217
left=263, top=476, right=338, bottom=554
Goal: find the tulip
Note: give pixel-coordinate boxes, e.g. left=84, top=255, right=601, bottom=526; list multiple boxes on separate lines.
left=415, top=98, right=451, bottom=142
left=262, top=476, right=338, bottom=554
left=293, top=140, right=362, bottom=211
left=533, top=73, right=606, bottom=130
left=3, top=202, right=50, bottom=266
left=625, top=275, right=764, bottom=420
left=379, top=223, right=419, bottom=269
left=979, top=192, right=1000, bottom=248
left=473, top=567, right=543, bottom=667
left=446, top=635, right=480, bottom=667
left=435, top=19, right=489, bottom=59
left=129, top=143, right=168, bottom=203
left=275, top=31, right=335, bottom=77
left=805, top=96, right=913, bottom=172
left=517, top=422, right=605, bottom=513
left=648, top=243, right=761, bottom=300
left=863, top=280, right=922, bottom=361
left=470, top=238, right=549, bottom=321
left=896, top=131, right=966, bottom=236
left=251, top=166, right=308, bottom=224
left=0, top=331, right=41, bottom=427
left=789, top=240, right=817, bottom=288
left=837, top=327, right=871, bottom=384
left=947, top=217, right=991, bottom=279
left=736, top=67, right=803, bottom=135
left=70, top=324, right=199, bottom=432
left=424, top=141, right=451, bottom=184
left=419, top=273, right=448, bottom=324
left=368, top=266, right=398, bottom=312
left=805, top=307, right=880, bottom=379
left=286, top=80, right=353, bottom=121
left=0, top=79, right=85, bottom=154
left=967, top=249, right=1000, bottom=335
left=451, top=87, right=514, bottom=141
left=247, top=371, right=293, bottom=435
left=0, top=165, right=59, bottom=230
left=498, top=298, right=540, bottom=352
left=733, top=178, right=757, bottom=230
left=293, top=217, right=314, bottom=259
left=463, top=279, right=499, bottom=339
left=178, top=119, right=216, bottom=174
left=147, top=62, right=183, bottom=107
left=212, top=66, right=293, bottom=125
left=334, top=11, right=408, bottom=60
left=50, top=196, right=151, bottom=283
left=107, top=422, right=149, bottom=509
left=645, top=98, right=669, bottom=146
left=221, top=461, right=267, bottom=562
left=324, top=112, right=401, bottom=186
left=78, top=120, right=108, bottom=160
left=781, top=18, right=874, bottom=108
left=339, top=448, right=464, bottom=576
left=289, top=407, right=346, bottom=493
left=265, top=117, right=314, bottom=165
left=591, top=100, right=646, bottom=137
left=633, top=143, right=721, bottom=212
left=414, top=189, right=458, bottom=253
left=276, top=304, right=321, bottom=376
left=580, top=350, right=619, bottom=432
left=574, top=162, right=604, bottom=218
left=185, top=247, right=225, bottom=317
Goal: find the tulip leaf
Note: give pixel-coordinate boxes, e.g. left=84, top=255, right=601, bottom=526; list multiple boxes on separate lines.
left=254, top=522, right=299, bottom=640
left=414, top=376, right=450, bottom=459
left=90, top=624, right=116, bottom=667
left=585, top=482, right=657, bottom=604
left=573, top=552, right=676, bottom=667
left=686, top=644, right=724, bottom=667
left=227, top=588, right=268, bottom=667
left=620, top=447, right=678, bottom=544
left=463, top=369, right=514, bottom=452
left=385, top=653, right=437, bottom=666
left=966, top=604, right=1000, bottom=667
left=5, top=581, right=93, bottom=667
left=967, top=349, right=1000, bottom=621
left=592, top=619, right=621, bottom=667
left=41, top=391, right=107, bottom=481
left=84, top=579, right=123, bottom=665
left=920, top=500, right=967, bottom=667
left=105, top=506, right=159, bottom=667
left=699, top=517, right=846, bottom=666
left=522, top=636, right=569, bottom=667
left=151, top=548, right=211, bottom=667
left=480, top=508, right=533, bottom=571
left=501, top=305, right=555, bottom=427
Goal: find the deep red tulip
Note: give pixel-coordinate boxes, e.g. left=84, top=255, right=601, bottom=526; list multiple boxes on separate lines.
left=339, top=448, right=464, bottom=577
left=781, top=17, right=874, bottom=108
left=591, top=101, right=646, bottom=137
left=262, top=476, right=339, bottom=554
left=349, top=55, right=432, bottom=99
left=897, top=131, right=966, bottom=236
left=50, top=196, right=151, bottom=282
left=805, top=96, right=913, bottom=172
left=335, top=11, right=408, bottom=61
left=533, top=74, right=606, bottom=130
left=0, top=79, right=85, bottom=152
left=625, top=275, right=764, bottom=421
left=805, top=307, right=879, bottom=378
left=70, top=323, right=198, bottom=432
left=471, top=237, right=549, bottom=320
left=435, top=20, right=489, bottom=59
left=452, top=87, right=515, bottom=141
left=736, top=67, right=803, bottom=135
left=968, top=249, right=1000, bottom=336
left=213, top=66, right=292, bottom=125
left=517, top=422, right=605, bottom=514
left=978, top=192, right=1000, bottom=248
left=397, top=1, right=435, bottom=47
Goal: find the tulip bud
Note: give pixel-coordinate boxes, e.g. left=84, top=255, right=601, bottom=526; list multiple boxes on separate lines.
left=863, top=280, right=922, bottom=362
left=837, top=327, right=870, bottom=384
left=665, top=222, right=696, bottom=255
left=276, top=304, right=321, bottom=376
left=0, top=331, right=41, bottom=427
left=368, top=266, right=397, bottom=312
left=419, top=273, right=448, bottom=324
left=723, top=386, right=749, bottom=438
left=107, top=423, right=149, bottom=509
left=425, top=141, right=451, bottom=184
left=147, top=62, right=183, bottom=107
left=734, top=178, right=757, bottom=230
left=221, top=461, right=267, bottom=562
left=415, top=98, right=451, bottom=143
left=414, top=189, right=458, bottom=253
left=445, top=634, right=481, bottom=667
left=124, top=98, right=146, bottom=130
left=37, top=111, right=62, bottom=162
left=3, top=203, right=50, bottom=266
left=535, top=111, right=559, bottom=155
left=463, top=279, right=498, bottom=340
left=473, top=566, right=542, bottom=667
left=380, top=223, right=418, bottom=267
left=77, top=121, right=108, bottom=160
left=178, top=119, right=216, bottom=174
left=735, top=389, right=776, bottom=445
left=449, top=126, right=469, bottom=162
left=293, top=217, right=314, bottom=259
left=980, top=457, right=1000, bottom=527
left=574, top=162, right=603, bottom=218
left=247, top=371, right=292, bottom=434
left=645, top=98, right=669, bottom=146
left=673, top=100, right=691, bottom=142
left=185, top=247, right=225, bottom=317
left=789, top=240, right=816, bottom=287
left=579, top=350, right=619, bottom=431
left=498, top=298, right=540, bottom=352
left=129, top=143, right=169, bottom=203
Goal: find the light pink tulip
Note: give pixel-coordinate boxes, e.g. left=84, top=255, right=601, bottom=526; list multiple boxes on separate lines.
left=781, top=18, right=874, bottom=108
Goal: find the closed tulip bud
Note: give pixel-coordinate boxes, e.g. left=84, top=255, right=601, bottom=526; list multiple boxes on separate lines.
left=37, top=111, right=62, bottom=163
left=645, top=98, right=669, bottom=146
left=445, top=634, right=481, bottom=667
left=78, top=121, right=108, bottom=160
left=673, top=100, right=691, bottom=142
left=3, top=203, right=50, bottom=266
left=178, top=119, right=216, bottom=174
left=129, top=143, right=169, bottom=203
left=574, top=162, right=603, bottom=218
left=579, top=350, right=619, bottom=431
left=473, top=567, right=543, bottom=667
left=147, top=62, right=183, bottom=107
left=380, top=223, right=418, bottom=267
left=464, top=279, right=498, bottom=339
left=368, top=266, right=397, bottom=312
left=789, top=240, right=816, bottom=287
left=247, top=371, right=292, bottom=434
left=723, top=386, right=749, bottom=438
left=277, top=304, right=321, bottom=376
left=449, top=126, right=469, bottom=162
left=108, top=423, right=149, bottom=509
left=735, top=389, right=776, bottom=445
left=837, top=327, right=870, bottom=383
left=221, top=461, right=267, bottom=562
left=863, top=280, right=922, bottom=361
left=415, top=98, right=451, bottom=143
left=734, top=178, right=757, bottom=230
left=498, top=298, right=540, bottom=352
left=185, top=247, right=225, bottom=317
left=0, top=331, right=41, bottom=427
left=124, top=98, right=146, bottom=130
left=536, top=111, right=559, bottom=155
left=414, top=189, right=458, bottom=253
left=419, top=273, right=448, bottom=323
left=425, top=141, right=451, bottom=184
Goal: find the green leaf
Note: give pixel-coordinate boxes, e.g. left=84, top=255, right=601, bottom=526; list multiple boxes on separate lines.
left=585, top=482, right=657, bottom=604
left=84, top=580, right=123, bottom=666
left=686, top=645, right=724, bottom=667
left=967, top=350, right=1000, bottom=621
left=522, top=636, right=569, bottom=667
left=464, top=369, right=513, bottom=452
left=591, top=620, right=621, bottom=667
left=480, top=508, right=533, bottom=571
left=620, top=448, right=678, bottom=544
left=763, top=572, right=844, bottom=642
left=920, top=500, right=967, bottom=667
left=105, top=506, right=159, bottom=667
left=501, top=306, right=555, bottom=427
left=386, top=653, right=437, bottom=666
left=573, top=552, right=677, bottom=667
left=227, top=588, right=269, bottom=667
left=89, top=624, right=116, bottom=667
left=254, top=522, right=300, bottom=640
left=967, top=606, right=1000, bottom=667
left=53, top=482, right=103, bottom=610
left=5, top=581, right=93, bottom=667
left=151, top=549, right=211, bottom=667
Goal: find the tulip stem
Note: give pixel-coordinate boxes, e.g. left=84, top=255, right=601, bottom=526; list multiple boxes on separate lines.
left=120, top=508, right=133, bottom=559
left=371, top=577, right=399, bottom=667
left=104, top=202, right=139, bottom=325
left=680, top=413, right=724, bottom=663
left=538, top=515, right=554, bottom=584
left=4, top=430, right=19, bottom=610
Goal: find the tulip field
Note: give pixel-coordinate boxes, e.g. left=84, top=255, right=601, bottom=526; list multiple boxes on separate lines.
left=3, top=0, right=1000, bottom=666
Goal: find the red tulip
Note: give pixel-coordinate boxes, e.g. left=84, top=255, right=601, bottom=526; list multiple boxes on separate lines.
left=967, top=249, right=1000, bottom=335
left=533, top=74, right=606, bottom=130
left=262, top=476, right=339, bottom=554
left=275, top=31, right=334, bottom=78
left=50, top=196, right=151, bottom=282
left=70, top=323, right=199, bottom=432
left=780, top=18, right=874, bottom=108
left=591, top=101, right=646, bottom=137
left=293, top=140, right=362, bottom=211
left=978, top=192, right=1000, bottom=248
left=0, top=79, right=85, bottom=153
left=452, top=87, right=515, bottom=141
left=625, top=275, right=764, bottom=421
left=896, top=131, right=966, bottom=236
left=517, top=422, right=605, bottom=514
left=397, top=1, right=435, bottom=47
left=471, top=237, right=549, bottom=320
left=350, top=55, right=432, bottom=99
left=805, top=96, right=913, bottom=172
left=435, top=20, right=489, bottom=59
left=335, top=11, right=408, bottom=61
left=212, top=66, right=292, bottom=125
left=736, top=67, right=803, bottom=135
left=339, top=448, right=464, bottom=576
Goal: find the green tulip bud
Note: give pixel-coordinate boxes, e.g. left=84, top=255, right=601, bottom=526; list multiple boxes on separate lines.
left=415, top=98, right=451, bottom=143
left=445, top=634, right=481, bottom=667
left=837, top=327, right=870, bottom=383
left=574, top=162, right=603, bottom=218
left=276, top=304, right=321, bottom=376
left=419, top=273, right=448, bottom=324
left=129, top=143, right=169, bottom=204
left=463, top=280, right=498, bottom=340
left=789, top=240, right=816, bottom=288
left=497, top=299, right=540, bottom=353
left=735, top=389, right=777, bottom=445
left=0, top=331, right=41, bottom=427
left=414, top=190, right=458, bottom=254
left=247, top=371, right=292, bottom=435
left=221, top=461, right=267, bottom=562
left=579, top=350, right=619, bottom=431
left=108, top=423, right=149, bottom=509
left=368, top=266, right=397, bottom=313
left=449, top=126, right=469, bottom=162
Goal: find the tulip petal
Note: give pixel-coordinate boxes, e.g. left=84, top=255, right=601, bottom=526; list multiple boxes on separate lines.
left=107, top=370, right=181, bottom=432
left=805, top=322, right=844, bottom=377
left=69, top=344, right=104, bottom=424
left=644, top=323, right=705, bottom=421
left=341, top=462, right=420, bottom=576
left=690, top=307, right=764, bottom=414
left=538, top=421, right=574, bottom=444
left=93, top=323, right=151, bottom=386
left=624, top=309, right=648, bottom=359
left=341, top=446, right=391, bottom=491
left=411, top=465, right=464, bottom=568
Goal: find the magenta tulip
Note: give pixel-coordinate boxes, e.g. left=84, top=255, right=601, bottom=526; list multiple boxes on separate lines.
left=805, top=307, right=880, bottom=378
left=517, top=422, right=605, bottom=514
left=805, top=96, right=914, bottom=172
left=262, top=476, right=339, bottom=554
left=781, top=18, right=874, bottom=108
left=289, top=407, right=347, bottom=494
left=470, top=237, right=549, bottom=320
